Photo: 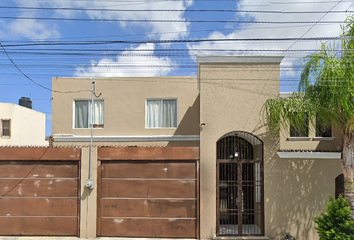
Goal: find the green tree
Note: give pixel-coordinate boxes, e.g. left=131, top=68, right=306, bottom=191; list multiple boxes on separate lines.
left=262, top=17, right=354, bottom=219
left=314, top=196, right=354, bottom=240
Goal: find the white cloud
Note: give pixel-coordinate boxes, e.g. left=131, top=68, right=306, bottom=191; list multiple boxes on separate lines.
left=187, top=0, right=354, bottom=90
left=74, top=43, right=177, bottom=77
left=50, top=0, right=193, bottom=41
left=189, top=0, right=354, bottom=52
left=6, top=19, right=60, bottom=40
left=0, top=0, right=60, bottom=40
left=2, top=0, right=193, bottom=41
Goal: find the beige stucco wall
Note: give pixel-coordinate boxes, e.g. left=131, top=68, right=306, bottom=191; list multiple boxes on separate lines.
left=264, top=157, right=341, bottom=240
left=52, top=77, right=200, bottom=143
left=0, top=103, right=48, bottom=146
left=198, top=57, right=342, bottom=240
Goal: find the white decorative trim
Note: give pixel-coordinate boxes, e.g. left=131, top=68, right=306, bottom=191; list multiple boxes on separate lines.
left=197, top=55, right=284, bottom=64
left=53, top=135, right=200, bottom=142
left=277, top=151, right=341, bottom=159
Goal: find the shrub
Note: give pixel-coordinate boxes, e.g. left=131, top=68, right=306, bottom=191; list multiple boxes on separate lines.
left=314, top=195, right=354, bottom=240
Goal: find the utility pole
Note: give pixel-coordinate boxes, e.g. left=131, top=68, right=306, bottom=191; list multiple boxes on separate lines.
left=85, top=81, right=95, bottom=189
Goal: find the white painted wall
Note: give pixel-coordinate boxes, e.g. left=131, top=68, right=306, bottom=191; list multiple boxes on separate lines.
left=0, top=103, right=48, bottom=146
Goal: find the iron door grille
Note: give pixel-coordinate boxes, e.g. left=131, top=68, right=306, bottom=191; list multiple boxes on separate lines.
left=216, top=132, right=264, bottom=236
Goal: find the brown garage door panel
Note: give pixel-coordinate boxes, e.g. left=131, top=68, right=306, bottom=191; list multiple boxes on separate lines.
left=102, top=162, right=196, bottom=179
left=0, top=162, right=78, bottom=178
left=0, top=160, right=79, bottom=237
left=98, top=147, right=199, bottom=161
left=100, top=218, right=196, bottom=238
left=0, top=217, right=78, bottom=236
left=101, top=180, right=196, bottom=198
left=100, top=199, right=196, bottom=218
left=0, top=179, right=78, bottom=197
left=0, top=198, right=77, bottom=216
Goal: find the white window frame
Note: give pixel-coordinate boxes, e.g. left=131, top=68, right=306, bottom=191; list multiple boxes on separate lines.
left=72, top=99, right=104, bottom=129
left=145, top=98, right=178, bottom=129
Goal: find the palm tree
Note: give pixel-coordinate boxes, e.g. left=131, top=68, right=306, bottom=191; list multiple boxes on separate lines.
left=262, top=17, right=354, bottom=219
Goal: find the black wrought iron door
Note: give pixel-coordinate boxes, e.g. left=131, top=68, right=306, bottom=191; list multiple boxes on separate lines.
left=216, top=132, right=264, bottom=236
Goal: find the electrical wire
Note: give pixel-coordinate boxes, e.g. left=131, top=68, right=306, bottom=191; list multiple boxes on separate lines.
left=1, top=37, right=346, bottom=47
left=0, top=43, right=92, bottom=94
left=2, top=5, right=354, bottom=14
left=0, top=16, right=347, bottom=24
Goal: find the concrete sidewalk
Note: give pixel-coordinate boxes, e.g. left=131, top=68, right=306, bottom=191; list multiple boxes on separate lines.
left=0, top=237, right=270, bottom=240
left=0, top=238, right=198, bottom=240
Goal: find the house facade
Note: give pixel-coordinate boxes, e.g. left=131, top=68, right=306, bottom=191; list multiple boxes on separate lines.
left=0, top=101, right=48, bottom=146
left=50, top=56, right=342, bottom=240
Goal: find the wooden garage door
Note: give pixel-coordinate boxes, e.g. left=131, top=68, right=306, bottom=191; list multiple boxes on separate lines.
left=0, top=161, right=79, bottom=236
left=98, top=160, right=197, bottom=238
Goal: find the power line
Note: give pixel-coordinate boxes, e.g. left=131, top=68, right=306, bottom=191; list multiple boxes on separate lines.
left=0, top=16, right=347, bottom=24
left=2, top=5, right=354, bottom=14
left=241, top=0, right=344, bottom=128
left=3, top=49, right=353, bottom=57
left=1, top=37, right=346, bottom=47
left=0, top=23, right=339, bottom=43
left=3, top=47, right=353, bottom=52
left=0, top=43, right=92, bottom=94
left=286, top=0, right=344, bottom=50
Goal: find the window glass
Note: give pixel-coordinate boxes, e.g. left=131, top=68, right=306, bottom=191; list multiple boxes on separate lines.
left=146, top=100, right=161, bottom=128
left=162, top=100, right=177, bottom=127
left=290, top=113, right=308, bottom=137
left=1, top=120, right=10, bottom=137
left=74, top=100, right=104, bottom=128
left=316, top=118, right=332, bottom=137
left=146, top=99, right=177, bottom=128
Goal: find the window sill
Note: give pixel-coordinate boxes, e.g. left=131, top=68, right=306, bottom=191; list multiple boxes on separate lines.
left=287, top=137, right=311, bottom=141
left=313, top=137, right=335, bottom=141
left=145, top=127, right=178, bottom=129
left=73, top=127, right=104, bottom=130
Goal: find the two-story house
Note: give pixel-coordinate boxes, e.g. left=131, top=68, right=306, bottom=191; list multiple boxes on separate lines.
left=50, top=56, right=342, bottom=240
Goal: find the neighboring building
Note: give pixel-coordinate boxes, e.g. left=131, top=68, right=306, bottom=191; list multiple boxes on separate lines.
left=50, top=56, right=341, bottom=240
left=0, top=98, right=48, bottom=146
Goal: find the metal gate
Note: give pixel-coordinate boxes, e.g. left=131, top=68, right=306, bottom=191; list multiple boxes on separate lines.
left=216, top=132, right=264, bottom=236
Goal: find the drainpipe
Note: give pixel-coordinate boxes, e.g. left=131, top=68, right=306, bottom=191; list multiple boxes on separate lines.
left=85, top=81, right=95, bottom=189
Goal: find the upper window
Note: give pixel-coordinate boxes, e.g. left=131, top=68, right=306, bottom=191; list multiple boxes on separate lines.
left=290, top=113, right=308, bottom=137
left=1, top=119, right=11, bottom=137
left=316, top=118, right=332, bottom=137
left=146, top=99, right=177, bottom=128
left=74, top=100, right=104, bottom=129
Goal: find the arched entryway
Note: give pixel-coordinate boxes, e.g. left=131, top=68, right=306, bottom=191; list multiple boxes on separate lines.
left=216, top=131, right=264, bottom=236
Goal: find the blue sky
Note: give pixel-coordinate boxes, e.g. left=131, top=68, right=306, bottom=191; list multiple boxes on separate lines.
left=1, top=0, right=353, bottom=136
